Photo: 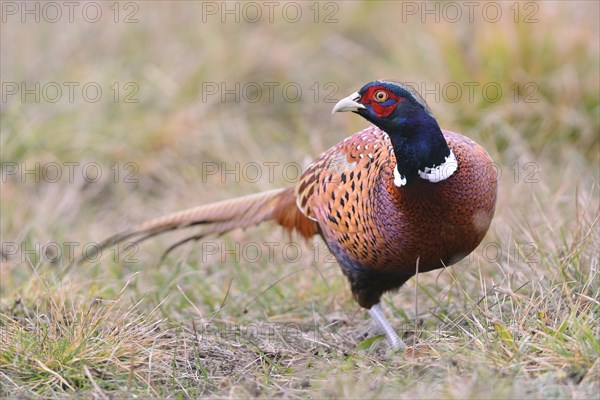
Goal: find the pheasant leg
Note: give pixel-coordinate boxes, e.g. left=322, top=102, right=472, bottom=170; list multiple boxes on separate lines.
left=368, top=303, right=405, bottom=350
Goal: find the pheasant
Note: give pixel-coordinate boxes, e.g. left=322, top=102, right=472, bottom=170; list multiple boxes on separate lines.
left=91, top=80, right=498, bottom=350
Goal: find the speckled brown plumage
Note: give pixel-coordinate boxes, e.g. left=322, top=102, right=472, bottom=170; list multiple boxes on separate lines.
left=295, top=126, right=496, bottom=308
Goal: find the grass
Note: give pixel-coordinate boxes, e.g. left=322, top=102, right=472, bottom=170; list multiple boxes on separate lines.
left=1, top=280, right=175, bottom=396
left=1, top=1, right=599, bottom=398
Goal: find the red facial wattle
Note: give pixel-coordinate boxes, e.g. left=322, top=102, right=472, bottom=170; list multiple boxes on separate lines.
left=360, top=86, right=403, bottom=117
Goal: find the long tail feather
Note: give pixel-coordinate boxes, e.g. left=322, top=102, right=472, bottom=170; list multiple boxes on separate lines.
left=73, top=187, right=318, bottom=266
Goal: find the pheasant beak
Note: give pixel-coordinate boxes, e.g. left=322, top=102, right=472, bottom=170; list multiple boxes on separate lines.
left=332, top=92, right=366, bottom=114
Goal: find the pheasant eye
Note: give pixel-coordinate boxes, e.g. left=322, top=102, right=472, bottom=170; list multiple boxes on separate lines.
left=373, top=90, right=388, bottom=103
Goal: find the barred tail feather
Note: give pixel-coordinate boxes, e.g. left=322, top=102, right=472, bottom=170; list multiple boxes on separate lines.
left=75, top=187, right=318, bottom=265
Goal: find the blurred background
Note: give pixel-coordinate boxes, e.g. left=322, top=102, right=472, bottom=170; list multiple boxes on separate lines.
left=1, top=1, right=599, bottom=398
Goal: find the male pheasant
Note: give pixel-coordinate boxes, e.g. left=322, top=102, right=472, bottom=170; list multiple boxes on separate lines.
left=92, top=80, right=498, bottom=349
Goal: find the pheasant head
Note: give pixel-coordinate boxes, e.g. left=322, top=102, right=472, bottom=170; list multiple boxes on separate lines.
left=333, top=80, right=457, bottom=187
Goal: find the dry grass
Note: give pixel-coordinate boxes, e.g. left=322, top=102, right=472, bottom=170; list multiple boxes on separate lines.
left=1, top=1, right=599, bottom=398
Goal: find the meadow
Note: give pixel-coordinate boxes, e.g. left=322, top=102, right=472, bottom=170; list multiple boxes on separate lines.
left=1, top=1, right=599, bottom=398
